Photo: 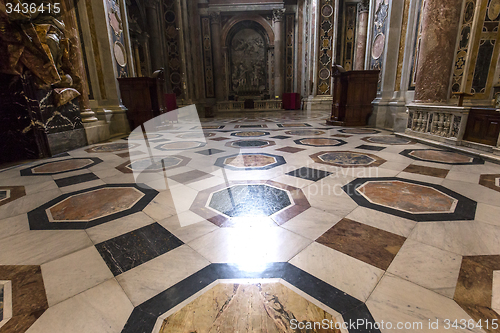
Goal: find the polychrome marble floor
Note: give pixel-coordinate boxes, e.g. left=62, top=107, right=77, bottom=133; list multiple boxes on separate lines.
left=1, top=109, right=500, bottom=332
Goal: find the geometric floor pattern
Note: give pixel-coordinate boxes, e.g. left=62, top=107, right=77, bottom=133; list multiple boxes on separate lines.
left=1, top=110, right=500, bottom=332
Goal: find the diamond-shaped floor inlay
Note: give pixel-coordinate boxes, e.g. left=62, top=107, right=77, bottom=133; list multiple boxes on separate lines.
left=21, top=158, right=103, bottom=176
left=343, top=177, right=477, bottom=221
left=400, top=149, right=484, bottom=165
left=295, top=138, right=347, bottom=147
left=479, top=174, right=500, bottom=193
left=96, top=223, right=183, bottom=276
left=316, top=218, right=406, bottom=270
left=362, top=135, right=415, bottom=145
left=310, top=151, right=386, bottom=168
left=215, top=153, right=286, bottom=170
left=286, top=167, right=332, bottom=181
left=225, top=139, right=276, bottom=148
left=190, top=181, right=310, bottom=227
left=28, top=184, right=158, bottom=230
left=116, top=155, right=190, bottom=173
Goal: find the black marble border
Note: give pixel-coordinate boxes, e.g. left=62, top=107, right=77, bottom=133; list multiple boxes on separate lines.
left=277, top=123, right=312, bottom=128
left=20, top=158, right=103, bottom=176
left=214, top=153, right=286, bottom=171
left=343, top=177, right=477, bottom=222
left=27, top=184, right=158, bottom=230
left=54, top=173, right=99, bottom=188
left=294, top=138, right=347, bottom=147
left=338, top=129, right=381, bottom=134
left=399, top=149, right=485, bottom=165
left=121, top=262, right=381, bottom=333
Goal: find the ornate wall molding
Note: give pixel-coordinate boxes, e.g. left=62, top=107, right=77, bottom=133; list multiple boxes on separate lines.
left=316, top=0, right=335, bottom=95
left=408, top=0, right=424, bottom=91
left=210, top=11, right=221, bottom=25
left=359, top=0, right=369, bottom=13
left=273, top=8, right=285, bottom=22
left=162, top=0, right=183, bottom=97
left=341, top=2, right=357, bottom=71
left=285, top=13, right=295, bottom=93
left=369, top=0, right=389, bottom=89
left=221, top=14, right=275, bottom=47
left=201, top=17, right=215, bottom=98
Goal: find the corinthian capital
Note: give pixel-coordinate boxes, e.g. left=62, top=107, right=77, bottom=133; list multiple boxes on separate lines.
left=358, top=0, right=369, bottom=13
left=272, top=8, right=285, bottom=22
left=210, top=11, right=221, bottom=25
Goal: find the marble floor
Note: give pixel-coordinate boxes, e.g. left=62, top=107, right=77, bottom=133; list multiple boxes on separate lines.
left=1, top=109, right=500, bottom=332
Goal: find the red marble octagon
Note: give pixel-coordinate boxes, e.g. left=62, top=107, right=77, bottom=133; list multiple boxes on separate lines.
left=47, top=187, right=144, bottom=222
left=357, top=180, right=457, bottom=214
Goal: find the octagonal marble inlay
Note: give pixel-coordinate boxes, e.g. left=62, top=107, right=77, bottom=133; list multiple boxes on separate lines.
left=285, top=129, right=326, bottom=136
left=225, top=140, right=275, bottom=149
left=191, top=180, right=310, bottom=227
left=357, top=180, right=458, bottom=214
left=294, top=138, right=347, bottom=147
left=343, top=177, right=477, bottom=221
left=116, top=155, right=190, bottom=173
left=28, top=184, right=158, bottom=229
left=310, top=151, right=386, bottom=168
left=231, top=131, right=270, bottom=137
left=155, top=141, right=206, bottom=151
left=215, top=153, right=286, bottom=170
left=85, top=143, right=138, bottom=153
left=362, top=136, right=414, bottom=145
left=47, top=187, right=144, bottom=222
left=400, top=149, right=484, bottom=165
left=338, top=128, right=380, bottom=134
left=176, top=132, right=215, bottom=139
left=158, top=282, right=340, bottom=333
left=32, top=159, right=92, bottom=174
left=209, top=184, right=292, bottom=217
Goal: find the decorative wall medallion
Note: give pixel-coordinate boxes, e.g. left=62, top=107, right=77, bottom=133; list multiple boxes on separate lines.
left=113, top=41, right=127, bottom=67
left=0, top=186, right=25, bottom=207
left=21, top=158, right=103, bottom=176
left=116, top=155, right=190, bottom=173
left=310, top=151, right=386, bottom=168
left=343, top=177, right=477, bottom=221
left=321, top=4, right=334, bottom=17
left=371, top=33, right=385, bottom=59
left=215, top=153, right=285, bottom=171
left=28, top=184, right=158, bottom=230
left=294, top=138, right=347, bottom=147
left=319, top=68, right=330, bottom=80
left=225, top=140, right=276, bottom=149
left=190, top=180, right=309, bottom=227
left=400, top=149, right=484, bottom=165
left=109, top=10, right=123, bottom=36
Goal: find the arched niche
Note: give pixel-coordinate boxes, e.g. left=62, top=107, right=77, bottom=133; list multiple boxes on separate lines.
left=225, top=20, right=271, bottom=96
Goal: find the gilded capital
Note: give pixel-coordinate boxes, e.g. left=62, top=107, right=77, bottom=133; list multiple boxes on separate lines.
left=272, top=8, right=285, bottom=22
left=358, top=0, right=369, bottom=13
left=210, top=11, right=221, bottom=25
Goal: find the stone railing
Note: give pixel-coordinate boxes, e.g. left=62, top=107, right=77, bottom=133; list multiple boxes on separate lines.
left=405, top=104, right=470, bottom=143
left=216, top=100, right=282, bottom=112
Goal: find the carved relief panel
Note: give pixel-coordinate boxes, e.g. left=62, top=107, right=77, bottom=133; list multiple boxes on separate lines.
left=316, top=0, right=335, bottom=95
left=108, top=0, right=129, bottom=78
left=341, top=2, right=357, bottom=71
left=369, top=0, right=389, bottom=88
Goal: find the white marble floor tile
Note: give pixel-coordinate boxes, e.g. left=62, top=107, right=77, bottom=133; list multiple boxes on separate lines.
left=366, top=274, right=483, bottom=333
left=280, top=207, right=342, bottom=240
left=0, top=230, right=93, bottom=265
left=346, top=207, right=416, bottom=237
left=142, top=190, right=178, bottom=221
left=116, top=245, right=210, bottom=306
left=387, top=239, right=462, bottom=298
left=290, top=242, right=384, bottom=302
left=60, top=179, right=106, bottom=194
left=158, top=211, right=218, bottom=243
left=0, top=213, right=30, bottom=241
left=474, top=203, right=500, bottom=227
left=445, top=171, right=481, bottom=184
left=86, top=211, right=155, bottom=244
left=41, top=246, right=114, bottom=306
left=396, top=171, right=445, bottom=184
left=26, top=279, right=133, bottom=333
left=271, top=174, right=314, bottom=189
left=189, top=226, right=312, bottom=265
left=441, top=179, right=500, bottom=207
left=303, top=185, right=358, bottom=218
left=24, top=180, right=59, bottom=195
left=0, top=188, right=62, bottom=220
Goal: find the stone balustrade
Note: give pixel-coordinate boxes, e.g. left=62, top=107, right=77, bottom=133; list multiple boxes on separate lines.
left=405, top=104, right=470, bottom=143
left=217, top=100, right=282, bottom=112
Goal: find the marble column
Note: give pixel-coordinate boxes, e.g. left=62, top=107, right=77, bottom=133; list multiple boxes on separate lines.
left=414, top=0, right=461, bottom=103
left=145, top=0, right=163, bottom=72
left=210, top=12, right=225, bottom=101
left=354, top=0, right=369, bottom=70
left=273, top=8, right=285, bottom=99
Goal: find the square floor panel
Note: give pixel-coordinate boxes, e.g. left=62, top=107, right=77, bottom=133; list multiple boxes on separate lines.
left=286, top=167, right=332, bottom=182
left=196, top=149, right=225, bottom=156
left=356, top=145, right=386, bottom=151
left=275, top=147, right=306, bottom=154
left=402, top=164, right=449, bottom=178
left=54, top=173, right=100, bottom=188
left=270, top=135, right=291, bottom=140
left=169, top=170, right=213, bottom=184
left=316, top=218, right=406, bottom=270
left=95, top=222, right=184, bottom=276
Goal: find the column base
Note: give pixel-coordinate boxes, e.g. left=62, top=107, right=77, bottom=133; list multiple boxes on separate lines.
left=95, top=105, right=130, bottom=136
left=83, top=120, right=110, bottom=145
